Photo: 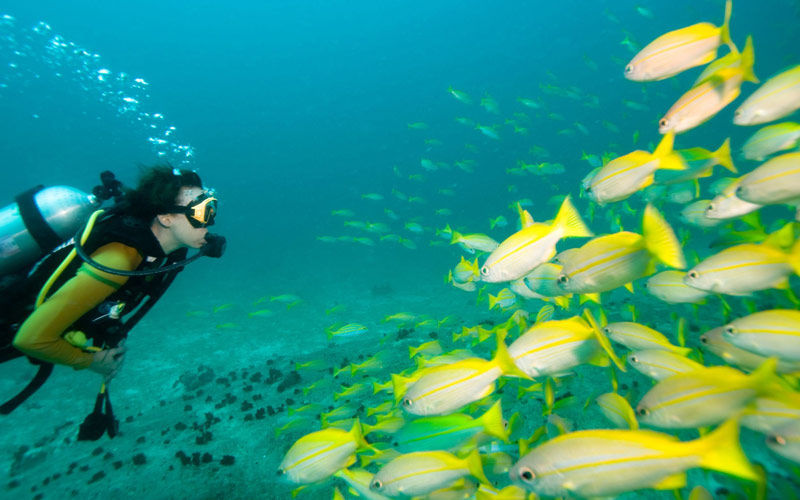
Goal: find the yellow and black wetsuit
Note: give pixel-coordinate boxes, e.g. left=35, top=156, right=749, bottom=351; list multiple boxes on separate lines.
left=1, top=213, right=187, bottom=414
left=13, top=242, right=143, bottom=369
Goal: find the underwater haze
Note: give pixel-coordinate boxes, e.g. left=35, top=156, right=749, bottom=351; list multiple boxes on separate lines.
left=2, top=0, right=800, bottom=498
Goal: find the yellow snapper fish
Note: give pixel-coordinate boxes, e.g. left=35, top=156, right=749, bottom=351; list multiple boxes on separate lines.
left=409, top=339, right=443, bottom=359
left=370, top=449, right=489, bottom=497
left=392, top=400, right=508, bottom=453
left=623, top=0, right=732, bottom=81
left=326, top=323, right=369, bottom=340
left=636, top=358, right=779, bottom=429
left=278, top=420, right=368, bottom=484
left=742, top=121, right=800, bottom=161
left=488, top=288, right=518, bottom=310
left=586, top=132, right=686, bottom=204
left=448, top=86, right=472, bottom=104
left=644, top=269, right=710, bottom=303
left=334, top=468, right=392, bottom=500
left=741, top=390, right=800, bottom=435
left=680, top=199, right=722, bottom=228
left=704, top=175, right=762, bottom=220
left=604, top=321, right=691, bottom=355
left=509, top=277, right=545, bottom=301
left=508, top=418, right=759, bottom=497
left=521, top=262, right=571, bottom=308
left=736, top=151, right=800, bottom=205
left=699, top=326, right=800, bottom=374
left=595, top=392, right=639, bottom=430
left=627, top=349, right=705, bottom=381
left=401, top=331, right=529, bottom=416
left=734, top=64, right=800, bottom=125
left=557, top=204, right=685, bottom=296
left=659, top=54, right=757, bottom=135
left=448, top=271, right=477, bottom=292
left=508, top=313, right=624, bottom=378
left=767, top=418, right=800, bottom=464
left=480, top=195, right=593, bottom=282
left=655, top=137, right=736, bottom=185
left=722, top=309, right=800, bottom=362
left=692, top=34, right=757, bottom=86
left=451, top=230, right=499, bottom=254
left=684, top=237, right=800, bottom=296
left=453, top=256, right=480, bottom=283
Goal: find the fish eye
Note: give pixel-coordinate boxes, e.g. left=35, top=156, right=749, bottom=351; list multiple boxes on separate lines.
left=603, top=327, right=611, bottom=334
left=687, top=270, right=699, bottom=279
left=624, top=65, right=633, bottom=74
left=558, top=275, right=569, bottom=284
left=629, top=355, right=638, bottom=363
left=637, top=407, right=650, bottom=416
left=519, top=467, right=535, bottom=481
left=584, top=185, right=592, bottom=193
left=402, top=398, right=413, bottom=407
left=481, top=266, right=489, bottom=275
left=724, top=325, right=736, bottom=335
left=699, top=335, right=708, bottom=344
left=659, top=118, right=668, bottom=128
left=277, top=468, right=285, bottom=476
left=370, top=479, right=383, bottom=490
left=705, top=203, right=715, bottom=213
left=767, top=435, right=787, bottom=446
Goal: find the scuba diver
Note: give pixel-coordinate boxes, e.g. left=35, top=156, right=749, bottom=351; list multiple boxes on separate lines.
left=0, top=166, right=225, bottom=438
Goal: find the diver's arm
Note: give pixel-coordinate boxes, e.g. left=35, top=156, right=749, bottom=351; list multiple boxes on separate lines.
left=12, top=242, right=143, bottom=369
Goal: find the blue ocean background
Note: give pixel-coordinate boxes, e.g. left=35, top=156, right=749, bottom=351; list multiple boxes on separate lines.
left=1, top=0, right=799, bottom=498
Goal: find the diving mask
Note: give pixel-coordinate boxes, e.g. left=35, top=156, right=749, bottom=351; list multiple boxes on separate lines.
left=171, top=190, right=217, bottom=228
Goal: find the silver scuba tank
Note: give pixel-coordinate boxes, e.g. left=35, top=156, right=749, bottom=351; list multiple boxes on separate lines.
left=0, top=185, right=99, bottom=276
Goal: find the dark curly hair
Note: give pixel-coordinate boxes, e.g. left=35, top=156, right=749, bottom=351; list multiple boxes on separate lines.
left=123, top=165, right=203, bottom=221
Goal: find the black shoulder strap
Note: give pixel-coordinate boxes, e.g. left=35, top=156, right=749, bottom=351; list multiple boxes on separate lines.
left=0, top=362, right=53, bottom=415
left=15, top=186, right=62, bottom=254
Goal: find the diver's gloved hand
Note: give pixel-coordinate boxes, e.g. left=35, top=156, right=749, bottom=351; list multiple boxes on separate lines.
left=88, top=345, right=127, bottom=382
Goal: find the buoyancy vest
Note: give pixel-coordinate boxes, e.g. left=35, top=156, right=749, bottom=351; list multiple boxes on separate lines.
left=0, top=211, right=187, bottom=413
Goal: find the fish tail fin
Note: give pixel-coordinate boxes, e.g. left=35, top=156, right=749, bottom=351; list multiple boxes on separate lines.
left=554, top=295, right=572, bottom=309
left=696, top=418, right=761, bottom=482
left=492, top=329, right=530, bottom=379
left=450, top=230, right=463, bottom=245
left=488, top=293, right=498, bottom=309
left=790, top=239, right=800, bottom=276
left=583, top=308, right=626, bottom=371
left=714, top=138, right=737, bottom=173
left=465, top=448, right=491, bottom=485
left=740, top=35, right=758, bottom=84
left=391, top=374, right=410, bottom=404
left=653, top=132, right=686, bottom=172
left=349, top=418, right=370, bottom=451
left=642, top=204, right=686, bottom=269
left=479, top=400, right=509, bottom=442
left=579, top=293, right=602, bottom=305
left=720, top=0, right=734, bottom=52
left=553, top=195, right=593, bottom=238
left=470, top=257, right=481, bottom=277
left=653, top=131, right=675, bottom=158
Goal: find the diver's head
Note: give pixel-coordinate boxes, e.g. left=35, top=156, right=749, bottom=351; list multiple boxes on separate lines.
left=127, top=165, right=217, bottom=253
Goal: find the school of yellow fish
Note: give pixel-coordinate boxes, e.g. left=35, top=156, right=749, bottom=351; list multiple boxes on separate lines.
left=278, top=1, right=800, bottom=498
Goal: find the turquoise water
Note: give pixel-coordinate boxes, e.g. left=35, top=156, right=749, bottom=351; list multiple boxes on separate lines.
left=1, top=0, right=800, bottom=498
